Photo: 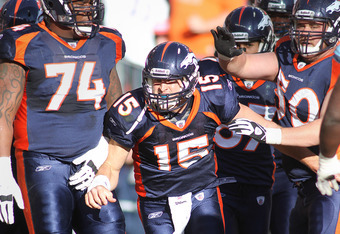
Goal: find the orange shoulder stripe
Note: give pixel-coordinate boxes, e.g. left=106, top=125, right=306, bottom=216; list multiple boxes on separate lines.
left=99, top=31, right=123, bottom=64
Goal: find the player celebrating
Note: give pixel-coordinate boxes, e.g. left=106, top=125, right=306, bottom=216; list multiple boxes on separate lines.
left=85, top=41, right=287, bottom=234
left=213, top=6, right=277, bottom=234
left=212, top=0, right=340, bottom=233
left=0, top=0, right=126, bottom=233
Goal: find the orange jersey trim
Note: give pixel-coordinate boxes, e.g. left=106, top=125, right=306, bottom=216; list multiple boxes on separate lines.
left=15, top=149, right=35, bottom=234
left=37, top=22, right=87, bottom=51
left=99, top=31, right=123, bottom=64
left=13, top=86, right=29, bottom=150
left=13, top=31, right=39, bottom=66
left=149, top=89, right=201, bottom=131
left=232, top=76, right=267, bottom=92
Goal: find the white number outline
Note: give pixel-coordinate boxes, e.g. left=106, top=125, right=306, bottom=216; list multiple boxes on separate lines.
left=154, top=135, right=209, bottom=171
left=45, top=62, right=105, bottom=111
left=276, top=69, right=320, bottom=127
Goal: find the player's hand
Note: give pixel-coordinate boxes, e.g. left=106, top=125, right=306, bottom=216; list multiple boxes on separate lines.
left=69, top=137, right=108, bottom=191
left=0, top=157, right=24, bottom=224
left=85, top=175, right=116, bottom=209
left=228, top=118, right=282, bottom=145
left=316, top=153, right=340, bottom=196
left=210, top=26, right=243, bottom=60
left=228, top=118, right=267, bottom=143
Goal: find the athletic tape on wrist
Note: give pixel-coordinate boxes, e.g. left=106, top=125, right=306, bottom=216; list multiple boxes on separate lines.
left=0, top=156, right=13, bottom=175
left=319, top=153, right=339, bottom=164
left=265, top=128, right=282, bottom=145
left=89, top=175, right=110, bottom=191
left=217, top=53, right=233, bottom=62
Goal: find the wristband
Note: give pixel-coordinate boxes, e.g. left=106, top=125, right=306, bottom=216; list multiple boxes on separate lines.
left=265, top=128, right=282, bottom=145
left=87, top=175, right=110, bottom=192
left=319, top=152, right=339, bottom=164
left=0, top=156, right=13, bottom=175
left=217, top=52, right=233, bottom=62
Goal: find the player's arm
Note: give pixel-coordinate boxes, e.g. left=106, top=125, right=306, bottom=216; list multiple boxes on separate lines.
left=274, top=145, right=319, bottom=173
left=230, top=102, right=326, bottom=147
left=85, top=139, right=130, bottom=209
left=320, top=77, right=340, bottom=158
left=105, top=66, right=123, bottom=109
left=210, top=26, right=278, bottom=81
left=0, top=61, right=26, bottom=224
left=0, top=61, right=25, bottom=156
left=233, top=105, right=320, bottom=172
left=317, top=76, right=340, bottom=195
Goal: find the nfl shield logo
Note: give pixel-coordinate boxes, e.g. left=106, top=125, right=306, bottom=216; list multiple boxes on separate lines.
left=256, top=196, right=265, bottom=205
left=195, top=192, right=204, bottom=201
left=176, top=120, right=185, bottom=128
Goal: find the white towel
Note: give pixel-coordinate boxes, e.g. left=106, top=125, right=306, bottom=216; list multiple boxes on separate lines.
left=168, top=192, right=192, bottom=234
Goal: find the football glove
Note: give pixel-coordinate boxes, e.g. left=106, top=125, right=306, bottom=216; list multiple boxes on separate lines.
left=210, top=26, right=243, bottom=61
left=316, top=153, right=340, bottom=196
left=228, top=118, right=282, bottom=145
left=69, top=136, right=109, bottom=191
left=0, top=157, right=24, bottom=224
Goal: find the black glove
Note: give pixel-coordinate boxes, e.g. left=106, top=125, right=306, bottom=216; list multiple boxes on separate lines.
left=227, top=118, right=266, bottom=143
left=210, top=26, right=243, bottom=60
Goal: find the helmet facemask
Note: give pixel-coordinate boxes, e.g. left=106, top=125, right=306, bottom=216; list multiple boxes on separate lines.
left=41, top=0, right=104, bottom=38
left=290, top=18, right=337, bottom=56
left=289, top=0, right=340, bottom=57
left=143, top=68, right=199, bottom=114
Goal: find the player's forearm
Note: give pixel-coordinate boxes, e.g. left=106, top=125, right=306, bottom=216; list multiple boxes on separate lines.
left=97, top=139, right=130, bottom=190
left=218, top=53, right=278, bottom=81
left=274, top=145, right=319, bottom=173
left=280, top=119, right=321, bottom=147
left=319, top=78, right=340, bottom=158
left=320, top=119, right=340, bottom=158
left=218, top=53, right=246, bottom=77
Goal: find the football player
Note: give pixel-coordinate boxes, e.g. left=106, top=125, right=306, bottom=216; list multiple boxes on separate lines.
left=256, top=0, right=294, bottom=39
left=0, top=0, right=126, bottom=233
left=0, top=0, right=42, bottom=31
left=85, top=41, right=285, bottom=233
left=0, top=1, right=42, bottom=233
left=256, top=1, right=298, bottom=234
left=212, top=0, right=340, bottom=233
left=85, top=41, right=319, bottom=233
left=214, top=6, right=277, bottom=234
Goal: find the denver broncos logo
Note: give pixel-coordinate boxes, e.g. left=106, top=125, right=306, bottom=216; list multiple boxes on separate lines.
left=258, top=14, right=273, bottom=30
left=180, top=52, right=198, bottom=69
left=326, top=0, right=340, bottom=14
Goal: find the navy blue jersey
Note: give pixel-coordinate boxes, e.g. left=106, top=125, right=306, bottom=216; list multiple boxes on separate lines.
left=104, top=76, right=240, bottom=198
left=0, top=22, right=125, bottom=161
left=275, top=36, right=338, bottom=182
left=200, top=58, right=277, bottom=187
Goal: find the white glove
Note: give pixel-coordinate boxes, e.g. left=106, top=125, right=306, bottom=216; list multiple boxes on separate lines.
left=0, top=157, right=24, bottom=224
left=316, top=153, right=340, bottom=196
left=227, top=118, right=282, bottom=144
left=69, top=137, right=109, bottom=191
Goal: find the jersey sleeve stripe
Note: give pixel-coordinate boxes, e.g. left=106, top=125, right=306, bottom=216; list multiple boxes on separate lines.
left=328, top=58, right=340, bottom=95
left=13, top=31, right=40, bottom=66
left=99, top=31, right=124, bottom=64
